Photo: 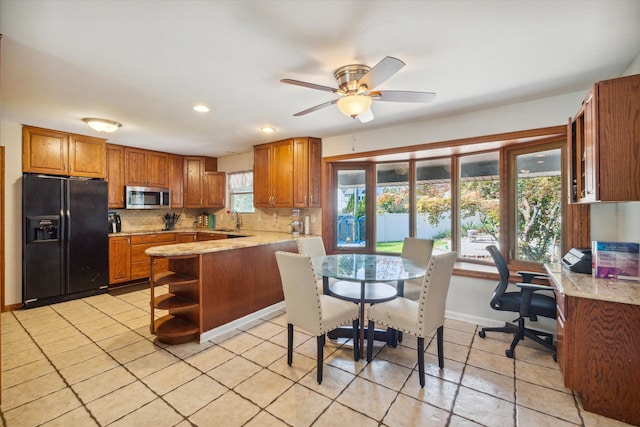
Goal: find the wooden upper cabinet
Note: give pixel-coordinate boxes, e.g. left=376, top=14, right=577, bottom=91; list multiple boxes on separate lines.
left=293, top=137, right=322, bottom=208
left=254, top=137, right=321, bottom=208
left=205, top=171, right=225, bottom=208
left=106, top=144, right=126, bottom=208
left=168, top=154, right=184, bottom=208
left=569, top=74, right=640, bottom=203
left=68, top=134, right=107, bottom=178
left=183, top=156, right=220, bottom=208
left=23, top=125, right=106, bottom=178
left=124, top=147, right=168, bottom=188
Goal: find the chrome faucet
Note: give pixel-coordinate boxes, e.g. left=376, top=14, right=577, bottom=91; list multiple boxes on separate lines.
left=231, top=210, right=241, bottom=231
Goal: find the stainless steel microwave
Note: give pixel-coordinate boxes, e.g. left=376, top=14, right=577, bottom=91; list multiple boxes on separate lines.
left=125, top=186, right=170, bottom=209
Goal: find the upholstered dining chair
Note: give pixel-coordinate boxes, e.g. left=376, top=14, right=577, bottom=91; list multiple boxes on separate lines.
left=366, top=251, right=457, bottom=387
left=398, top=237, right=434, bottom=300
left=296, top=236, right=327, bottom=257
left=275, top=251, right=360, bottom=384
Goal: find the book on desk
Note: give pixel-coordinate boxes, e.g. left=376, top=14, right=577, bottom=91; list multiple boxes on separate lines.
left=591, top=241, right=639, bottom=281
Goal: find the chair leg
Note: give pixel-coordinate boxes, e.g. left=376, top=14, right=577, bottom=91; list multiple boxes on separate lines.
left=506, top=318, right=526, bottom=358
left=316, top=334, right=325, bottom=384
left=436, top=325, right=444, bottom=369
left=366, top=320, right=375, bottom=362
left=287, top=323, right=293, bottom=366
left=417, top=336, right=425, bottom=388
left=352, top=318, right=360, bottom=361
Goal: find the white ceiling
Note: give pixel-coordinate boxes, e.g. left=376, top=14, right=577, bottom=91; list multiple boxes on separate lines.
left=1, top=0, right=639, bottom=158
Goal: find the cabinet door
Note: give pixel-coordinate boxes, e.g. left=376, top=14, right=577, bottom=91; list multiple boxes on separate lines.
left=69, top=134, right=107, bottom=178
left=293, top=138, right=309, bottom=208
left=107, top=145, right=126, bottom=208
left=168, top=154, right=184, bottom=208
left=271, top=139, right=294, bottom=208
left=124, top=148, right=148, bottom=186
left=205, top=171, right=226, bottom=208
left=184, top=156, right=205, bottom=207
left=307, top=138, right=322, bottom=207
left=253, top=144, right=272, bottom=207
left=22, top=126, right=69, bottom=175
left=147, top=151, right=168, bottom=187
left=582, top=91, right=597, bottom=201
left=109, top=237, right=131, bottom=284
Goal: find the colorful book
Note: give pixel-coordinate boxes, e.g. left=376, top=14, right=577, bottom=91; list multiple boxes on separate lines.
left=591, top=241, right=640, bottom=281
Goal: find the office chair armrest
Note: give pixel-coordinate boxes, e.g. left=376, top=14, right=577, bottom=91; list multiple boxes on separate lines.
left=516, top=283, right=554, bottom=317
left=516, top=271, right=549, bottom=283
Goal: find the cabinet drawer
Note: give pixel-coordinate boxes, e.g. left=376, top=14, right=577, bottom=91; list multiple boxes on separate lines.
left=555, top=289, right=567, bottom=319
left=131, top=258, right=169, bottom=279
left=197, top=232, right=227, bottom=241
left=130, top=233, right=176, bottom=245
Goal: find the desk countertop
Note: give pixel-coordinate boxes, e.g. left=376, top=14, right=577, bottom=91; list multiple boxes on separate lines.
left=545, top=263, right=640, bottom=306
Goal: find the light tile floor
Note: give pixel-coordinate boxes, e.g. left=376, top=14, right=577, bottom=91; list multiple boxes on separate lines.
left=0, top=285, right=634, bottom=427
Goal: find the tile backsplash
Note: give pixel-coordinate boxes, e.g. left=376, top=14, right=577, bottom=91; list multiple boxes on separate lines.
left=112, top=207, right=322, bottom=235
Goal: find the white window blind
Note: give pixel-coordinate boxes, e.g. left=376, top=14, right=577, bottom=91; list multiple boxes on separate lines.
left=228, top=171, right=254, bottom=213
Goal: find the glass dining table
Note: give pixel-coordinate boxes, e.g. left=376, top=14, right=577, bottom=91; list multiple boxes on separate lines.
left=311, top=253, right=426, bottom=358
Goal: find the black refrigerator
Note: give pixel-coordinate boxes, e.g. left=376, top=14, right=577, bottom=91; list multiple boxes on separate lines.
left=23, top=174, right=109, bottom=308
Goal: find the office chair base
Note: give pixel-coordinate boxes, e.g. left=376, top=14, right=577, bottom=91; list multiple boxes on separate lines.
left=479, top=321, right=556, bottom=359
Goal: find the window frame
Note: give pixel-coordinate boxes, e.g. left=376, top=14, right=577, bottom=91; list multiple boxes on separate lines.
left=227, top=170, right=255, bottom=213
left=323, top=126, right=580, bottom=271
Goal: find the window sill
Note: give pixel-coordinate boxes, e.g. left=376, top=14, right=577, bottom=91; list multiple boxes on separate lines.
left=453, top=261, right=548, bottom=283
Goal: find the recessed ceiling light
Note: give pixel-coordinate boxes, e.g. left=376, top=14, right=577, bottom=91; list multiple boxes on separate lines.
left=260, top=126, right=275, bottom=134
left=193, top=104, right=209, bottom=113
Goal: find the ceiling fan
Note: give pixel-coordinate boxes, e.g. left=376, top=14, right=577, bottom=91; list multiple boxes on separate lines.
left=281, top=56, right=436, bottom=123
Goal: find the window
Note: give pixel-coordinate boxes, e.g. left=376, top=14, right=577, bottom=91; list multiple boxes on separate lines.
left=415, top=158, right=452, bottom=255
left=227, top=171, right=254, bottom=213
left=335, top=167, right=368, bottom=249
left=376, top=163, right=409, bottom=253
left=326, top=129, right=568, bottom=269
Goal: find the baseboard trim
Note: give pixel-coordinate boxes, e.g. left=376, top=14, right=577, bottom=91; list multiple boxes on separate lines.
left=199, top=302, right=286, bottom=343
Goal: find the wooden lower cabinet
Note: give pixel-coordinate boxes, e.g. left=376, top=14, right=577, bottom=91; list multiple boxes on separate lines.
left=150, top=254, right=201, bottom=344
left=109, top=236, right=131, bottom=284
left=130, top=233, right=176, bottom=280
left=552, top=285, right=640, bottom=425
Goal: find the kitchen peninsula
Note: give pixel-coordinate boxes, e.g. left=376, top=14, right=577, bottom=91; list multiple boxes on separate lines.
left=545, top=264, right=640, bottom=425
left=145, top=231, right=298, bottom=344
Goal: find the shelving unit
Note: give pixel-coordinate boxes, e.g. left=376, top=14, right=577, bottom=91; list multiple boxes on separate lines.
left=150, top=254, right=201, bottom=344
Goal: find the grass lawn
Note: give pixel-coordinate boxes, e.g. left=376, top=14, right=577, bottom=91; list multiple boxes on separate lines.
left=376, top=239, right=450, bottom=254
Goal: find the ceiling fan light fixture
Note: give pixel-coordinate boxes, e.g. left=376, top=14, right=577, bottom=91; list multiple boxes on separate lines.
left=337, top=95, right=372, bottom=118
left=82, top=118, right=122, bottom=133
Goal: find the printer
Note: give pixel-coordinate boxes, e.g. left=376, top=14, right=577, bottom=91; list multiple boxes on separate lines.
left=562, top=248, right=592, bottom=274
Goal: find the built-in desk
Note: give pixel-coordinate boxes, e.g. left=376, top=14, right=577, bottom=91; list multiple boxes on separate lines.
left=545, top=264, right=640, bottom=425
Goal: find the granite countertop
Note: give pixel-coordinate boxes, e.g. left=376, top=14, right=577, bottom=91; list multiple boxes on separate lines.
left=144, top=230, right=305, bottom=256
left=545, top=263, right=640, bottom=306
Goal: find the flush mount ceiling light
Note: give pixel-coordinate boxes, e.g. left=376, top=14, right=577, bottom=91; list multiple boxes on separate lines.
left=193, top=104, right=210, bottom=112
left=82, top=118, right=122, bottom=133
left=260, top=126, right=275, bottom=134
left=336, top=94, right=372, bottom=118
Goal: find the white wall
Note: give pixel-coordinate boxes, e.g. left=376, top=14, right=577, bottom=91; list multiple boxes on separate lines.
left=2, top=121, right=24, bottom=306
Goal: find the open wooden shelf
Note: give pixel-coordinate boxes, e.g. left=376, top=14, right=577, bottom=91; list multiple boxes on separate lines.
left=154, top=315, right=199, bottom=344
left=153, top=271, right=198, bottom=287
left=153, top=293, right=199, bottom=311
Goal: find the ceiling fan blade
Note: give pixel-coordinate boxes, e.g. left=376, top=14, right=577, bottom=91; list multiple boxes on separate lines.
left=371, top=90, right=436, bottom=103
left=358, top=108, right=374, bottom=123
left=293, top=99, right=338, bottom=116
left=358, top=56, right=405, bottom=90
left=281, top=78, right=338, bottom=93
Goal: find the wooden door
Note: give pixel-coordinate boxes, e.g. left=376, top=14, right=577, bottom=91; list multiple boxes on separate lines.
left=184, top=156, right=204, bottom=207
left=168, top=154, right=184, bottom=208
left=124, top=148, right=148, bottom=186
left=253, top=144, right=271, bottom=207
left=307, top=138, right=322, bottom=207
left=22, top=126, right=69, bottom=175
left=68, top=134, right=106, bottom=178
left=106, top=145, right=126, bottom=208
left=582, top=90, right=597, bottom=201
left=205, top=171, right=225, bottom=208
left=109, top=237, right=131, bottom=284
left=270, top=139, right=293, bottom=208
left=147, top=151, right=168, bottom=187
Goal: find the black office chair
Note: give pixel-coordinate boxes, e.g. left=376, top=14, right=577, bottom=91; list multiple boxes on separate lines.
left=478, top=245, right=557, bottom=359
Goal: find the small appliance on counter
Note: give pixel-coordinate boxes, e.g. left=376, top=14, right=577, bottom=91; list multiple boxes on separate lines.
left=108, top=211, right=121, bottom=233
left=562, top=248, right=592, bottom=274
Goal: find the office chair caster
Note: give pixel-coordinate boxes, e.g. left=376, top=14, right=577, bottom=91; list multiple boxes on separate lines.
left=478, top=330, right=486, bottom=338
left=505, top=349, right=514, bottom=358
